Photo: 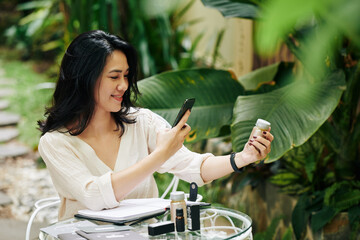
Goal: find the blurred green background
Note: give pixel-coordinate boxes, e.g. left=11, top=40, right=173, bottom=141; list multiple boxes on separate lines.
left=0, top=0, right=359, bottom=239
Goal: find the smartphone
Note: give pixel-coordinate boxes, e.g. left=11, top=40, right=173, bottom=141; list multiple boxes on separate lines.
left=172, top=98, right=195, bottom=128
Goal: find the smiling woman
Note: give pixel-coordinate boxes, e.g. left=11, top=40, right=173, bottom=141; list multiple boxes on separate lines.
left=37, top=30, right=273, bottom=221
left=94, top=50, right=129, bottom=114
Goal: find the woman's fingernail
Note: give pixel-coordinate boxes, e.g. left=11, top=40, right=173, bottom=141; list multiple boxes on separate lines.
left=250, top=139, right=254, bottom=142
left=249, top=143, right=253, bottom=146
left=253, top=136, right=257, bottom=138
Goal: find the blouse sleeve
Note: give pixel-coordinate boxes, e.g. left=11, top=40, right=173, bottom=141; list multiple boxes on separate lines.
left=38, top=133, right=119, bottom=210
left=144, top=109, right=214, bottom=186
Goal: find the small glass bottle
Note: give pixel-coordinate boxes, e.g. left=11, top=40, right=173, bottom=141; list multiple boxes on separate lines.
left=253, top=119, right=271, bottom=137
left=175, top=208, right=185, bottom=232
left=170, top=191, right=187, bottom=225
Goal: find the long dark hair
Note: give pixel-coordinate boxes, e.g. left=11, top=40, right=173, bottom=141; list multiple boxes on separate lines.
left=38, top=30, right=140, bottom=136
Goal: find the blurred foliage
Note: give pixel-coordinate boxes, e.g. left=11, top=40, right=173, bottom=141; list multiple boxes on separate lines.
left=4, top=0, right=63, bottom=61
left=3, top=0, right=214, bottom=78
left=198, top=0, right=360, bottom=239
left=254, top=215, right=293, bottom=240
left=0, top=0, right=22, bottom=44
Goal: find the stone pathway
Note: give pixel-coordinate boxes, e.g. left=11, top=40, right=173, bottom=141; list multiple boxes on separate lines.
left=0, top=76, right=28, bottom=159
left=0, top=63, right=57, bottom=239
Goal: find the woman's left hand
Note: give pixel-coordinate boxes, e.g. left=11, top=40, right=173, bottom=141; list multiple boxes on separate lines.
left=240, top=128, right=274, bottom=165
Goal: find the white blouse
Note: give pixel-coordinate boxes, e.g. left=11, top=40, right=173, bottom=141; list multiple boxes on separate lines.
left=38, top=108, right=213, bottom=220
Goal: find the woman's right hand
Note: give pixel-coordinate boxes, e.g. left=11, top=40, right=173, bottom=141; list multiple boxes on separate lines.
left=155, top=110, right=192, bottom=160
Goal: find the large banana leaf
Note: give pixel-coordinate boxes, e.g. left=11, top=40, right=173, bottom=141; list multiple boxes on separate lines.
left=136, top=68, right=244, bottom=142
left=231, top=71, right=346, bottom=162
left=201, top=0, right=259, bottom=19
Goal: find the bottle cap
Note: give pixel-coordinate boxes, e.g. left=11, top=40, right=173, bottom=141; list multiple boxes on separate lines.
left=176, top=208, right=184, bottom=216
left=170, top=191, right=185, bottom=201
left=255, top=119, right=271, bottom=130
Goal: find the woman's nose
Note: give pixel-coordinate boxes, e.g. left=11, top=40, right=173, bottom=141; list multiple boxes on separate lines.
left=117, top=79, right=128, bottom=91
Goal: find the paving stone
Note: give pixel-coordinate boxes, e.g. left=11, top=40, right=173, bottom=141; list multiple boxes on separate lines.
left=0, top=112, right=20, bottom=126
left=0, top=88, right=15, bottom=97
left=0, top=77, right=16, bottom=85
left=0, top=99, right=9, bottom=110
left=0, top=218, right=48, bottom=240
left=0, top=80, right=13, bottom=86
left=0, top=191, right=12, bottom=206
left=35, top=82, right=56, bottom=90
left=0, top=128, right=19, bottom=142
left=0, top=143, right=29, bottom=158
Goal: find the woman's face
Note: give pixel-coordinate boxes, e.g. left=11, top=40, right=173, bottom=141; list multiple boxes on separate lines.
left=94, top=50, right=129, bottom=114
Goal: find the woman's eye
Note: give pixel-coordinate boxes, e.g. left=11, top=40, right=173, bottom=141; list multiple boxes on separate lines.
left=110, top=76, right=118, bottom=79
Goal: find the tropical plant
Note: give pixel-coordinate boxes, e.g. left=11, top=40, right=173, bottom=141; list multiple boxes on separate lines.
left=134, top=0, right=360, bottom=238
left=4, top=0, right=64, bottom=60
left=60, top=0, right=206, bottom=78
left=4, top=0, right=208, bottom=78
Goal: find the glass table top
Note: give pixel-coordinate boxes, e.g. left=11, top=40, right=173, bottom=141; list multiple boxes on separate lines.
left=39, top=207, right=252, bottom=240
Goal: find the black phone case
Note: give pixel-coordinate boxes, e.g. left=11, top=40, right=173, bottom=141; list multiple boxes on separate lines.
left=172, top=98, right=195, bottom=127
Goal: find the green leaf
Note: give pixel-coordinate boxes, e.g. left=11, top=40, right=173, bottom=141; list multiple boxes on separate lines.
left=348, top=205, right=360, bottom=227
left=318, top=121, right=341, bottom=154
left=292, top=194, right=311, bottom=240
left=231, top=70, right=346, bottom=162
left=136, top=69, right=244, bottom=142
left=278, top=184, right=309, bottom=195
left=41, top=40, right=63, bottom=52
left=201, top=0, right=259, bottom=19
left=255, top=0, right=321, bottom=55
left=238, top=62, right=280, bottom=91
left=281, top=227, right=294, bottom=240
left=304, top=154, right=316, bottom=182
left=310, top=206, right=338, bottom=232
left=254, top=215, right=283, bottom=240
left=269, top=171, right=299, bottom=186
left=325, top=0, right=360, bottom=48
left=331, top=190, right=360, bottom=212
left=324, top=181, right=360, bottom=210
left=16, top=1, right=51, bottom=11
left=240, top=62, right=295, bottom=93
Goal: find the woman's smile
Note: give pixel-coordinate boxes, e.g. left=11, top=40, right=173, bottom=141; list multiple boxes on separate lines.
left=112, top=94, right=123, bottom=102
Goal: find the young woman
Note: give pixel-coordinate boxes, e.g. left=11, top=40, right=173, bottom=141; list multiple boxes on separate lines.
left=38, top=30, right=274, bottom=220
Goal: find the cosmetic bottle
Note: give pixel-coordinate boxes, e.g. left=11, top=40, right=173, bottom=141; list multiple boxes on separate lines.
left=170, top=191, right=187, bottom=225
left=175, top=208, right=185, bottom=232
left=253, top=119, right=271, bottom=136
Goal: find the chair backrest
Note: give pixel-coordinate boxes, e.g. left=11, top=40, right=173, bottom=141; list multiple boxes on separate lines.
left=25, top=197, right=61, bottom=240
left=160, top=175, right=203, bottom=202
left=160, top=175, right=179, bottom=199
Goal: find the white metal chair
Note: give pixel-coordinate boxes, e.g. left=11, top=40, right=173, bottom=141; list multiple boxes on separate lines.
left=25, top=196, right=61, bottom=240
